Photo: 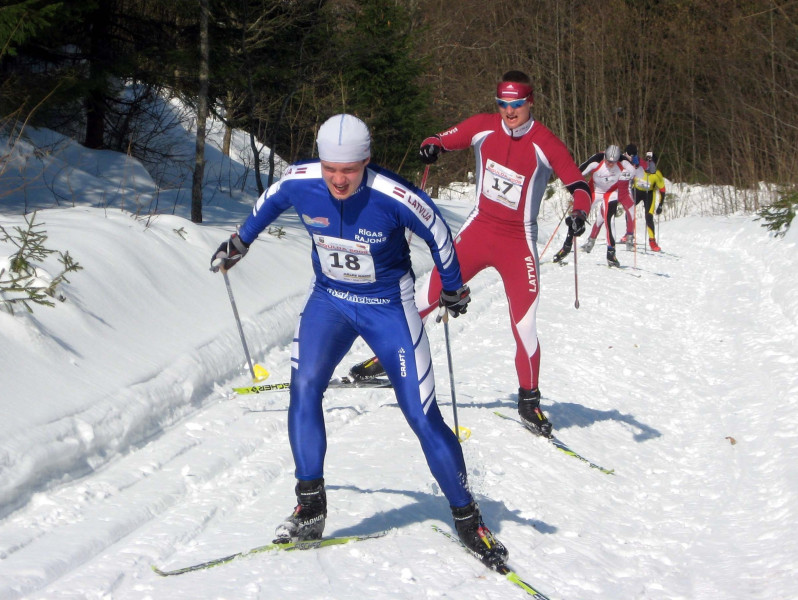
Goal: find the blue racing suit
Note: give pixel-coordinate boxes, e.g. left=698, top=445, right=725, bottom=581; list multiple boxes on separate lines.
left=238, top=160, right=473, bottom=508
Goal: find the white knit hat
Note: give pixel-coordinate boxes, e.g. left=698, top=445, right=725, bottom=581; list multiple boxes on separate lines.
left=316, top=114, right=371, bottom=163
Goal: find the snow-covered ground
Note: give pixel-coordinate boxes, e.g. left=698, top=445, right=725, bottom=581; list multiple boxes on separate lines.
left=1, top=108, right=796, bottom=599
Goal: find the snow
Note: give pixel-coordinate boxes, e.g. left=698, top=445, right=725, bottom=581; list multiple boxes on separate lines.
left=2, top=108, right=797, bottom=599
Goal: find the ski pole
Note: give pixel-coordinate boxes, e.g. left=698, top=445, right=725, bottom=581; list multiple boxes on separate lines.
left=644, top=194, right=651, bottom=255
left=437, top=307, right=468, bottom=442
left=633, top=201, right=638, bottom=268
left=539, top=206, right=569, bottom=260
left=222, top=270, right=268, bottom=382
left=573, top=238, right=580, bottom=309
left=420, top=164, right=430, bottom=191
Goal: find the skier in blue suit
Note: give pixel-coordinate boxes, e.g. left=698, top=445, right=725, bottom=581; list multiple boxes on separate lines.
left=211, top=114, right=508, bottom=568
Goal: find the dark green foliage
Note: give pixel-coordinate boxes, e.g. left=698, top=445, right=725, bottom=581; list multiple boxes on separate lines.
left=0, top=0, right=178, bottom=144
left=209, top=0, right=332, bottom=188
left=0, top=0, right=69, bottom=59
left=1, top=1, right=98, bottom=124
left=756, top=187, right=797, bottom=237
left=324, top=0, right=433, bottom=175
left=5, top=0, right=795, bottom=198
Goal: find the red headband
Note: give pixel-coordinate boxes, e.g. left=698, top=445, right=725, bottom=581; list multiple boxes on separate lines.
left=496, top=81, right=533, bottom=102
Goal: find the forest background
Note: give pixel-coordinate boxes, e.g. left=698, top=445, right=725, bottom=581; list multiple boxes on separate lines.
left=2, top=0, right=797, bottom=221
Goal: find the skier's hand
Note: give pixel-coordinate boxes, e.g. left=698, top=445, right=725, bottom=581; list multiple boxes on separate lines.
left=438, top=284, right=471, bottom=318
left=419, top=136, right=443, bottom=165
left=656, top=194, right=665, bottom=215
left=210, top=233, right=249, bottom=273
left=566, top=210, right=587, bottom=237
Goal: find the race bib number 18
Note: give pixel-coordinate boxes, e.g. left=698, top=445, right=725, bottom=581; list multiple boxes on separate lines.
left=482, top=159, right=525, bottom=210
left=313, top=234, right=376, bottom=284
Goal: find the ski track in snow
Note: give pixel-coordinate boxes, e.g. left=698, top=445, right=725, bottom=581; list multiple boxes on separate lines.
left=1, top=217, right=797, bottom=599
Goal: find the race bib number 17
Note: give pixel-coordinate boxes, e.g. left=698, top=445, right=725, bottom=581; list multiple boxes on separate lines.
left=482, top=159, right=525, bottom=210
left=313, top=234, right=376, bottom=284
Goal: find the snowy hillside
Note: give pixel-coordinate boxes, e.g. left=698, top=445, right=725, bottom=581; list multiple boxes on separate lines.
left=1, top=119, right=797, bottom=599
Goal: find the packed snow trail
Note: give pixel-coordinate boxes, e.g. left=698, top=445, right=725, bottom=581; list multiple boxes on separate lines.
left=0, top=216, right=796, bottom=599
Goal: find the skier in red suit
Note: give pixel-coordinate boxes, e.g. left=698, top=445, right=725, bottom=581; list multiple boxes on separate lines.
left=351, top=71, right=591, bottom=438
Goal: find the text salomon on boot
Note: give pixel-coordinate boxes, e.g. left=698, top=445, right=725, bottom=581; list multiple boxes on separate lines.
left=274, top=478, right=327, bottom=543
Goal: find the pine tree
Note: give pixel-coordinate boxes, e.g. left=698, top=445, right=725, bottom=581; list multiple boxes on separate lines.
left=757, top=187, right=797, bottom=237
left=0, top=0, right=65, bottom=59
left=0, top=212, right=83, bottom=314
left=328, top=0, right=433, bottom=175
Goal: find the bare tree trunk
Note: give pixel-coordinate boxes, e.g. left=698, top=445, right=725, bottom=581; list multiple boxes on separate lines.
left=222, top=92, right=234, bottom=157
left=84, top=2, right=112, bottom=149
left=191, top=0, right=210, bottom=224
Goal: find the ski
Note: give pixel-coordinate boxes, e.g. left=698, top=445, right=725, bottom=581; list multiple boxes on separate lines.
left=233, top=381, right=291, bottom=394
left=604, top=263, right=642, bottom=278
left=234, top=376, right=392, bottom=395
left=629, top=244, right=680, bottom=258
left=152, top=530, right=389, bottom=577
left=328, top=376, right=392, bottom=389
left=494, top=411, right=614, bottom=475
left=432, top=524, right=552, bottom=599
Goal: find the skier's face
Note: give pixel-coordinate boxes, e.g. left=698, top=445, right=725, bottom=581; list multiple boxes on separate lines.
left=496, top=96, right=531, bottom=129
left=320, top=159, right=369, bottom=200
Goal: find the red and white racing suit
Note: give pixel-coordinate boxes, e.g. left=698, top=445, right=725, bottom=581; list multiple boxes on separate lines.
left=415, top=113, right=591, bottom=391
left=581, top=154, right=635, bottom=246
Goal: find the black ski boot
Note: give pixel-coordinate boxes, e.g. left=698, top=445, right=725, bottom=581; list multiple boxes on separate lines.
left=607, top=246, right=621, bottom=268
left=517, top=387, right=552, bottom=437
left=452, top=502, right=508, bottom=569
left=349, top=356, right=385, bottom=381
left=553, top=243, right=571, bottom=263
left=273, top=478, right=327, bottom=543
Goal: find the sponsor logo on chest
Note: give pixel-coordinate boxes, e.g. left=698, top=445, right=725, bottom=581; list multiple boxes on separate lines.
left=355, top=228, right=387, bottom=243
left=303, top=214, right=330, bottom=227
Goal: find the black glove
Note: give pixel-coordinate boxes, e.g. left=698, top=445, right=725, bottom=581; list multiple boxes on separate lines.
left=439, top=284, right=471, bottom=318
left=565, top=210, right=587, bottom=237
left=419, top=136, right=443, bottom=164
left=656, top=194, right=665, bottom=215
left=210, top=233, right=249, bottom=272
